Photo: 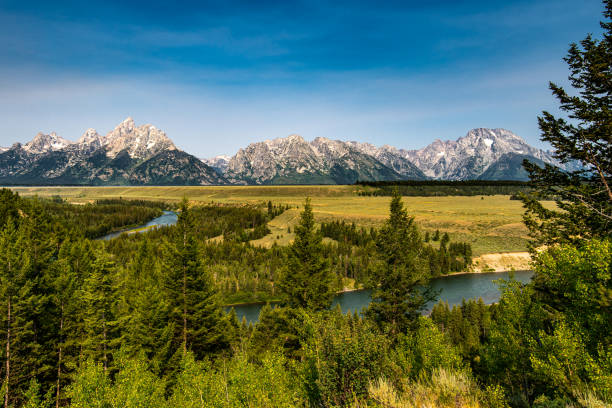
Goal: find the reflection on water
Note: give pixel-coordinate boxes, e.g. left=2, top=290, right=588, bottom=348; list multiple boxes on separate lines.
left=228, top=270, right=533, bottom=324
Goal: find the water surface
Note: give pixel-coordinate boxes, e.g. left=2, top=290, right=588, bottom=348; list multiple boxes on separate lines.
left=99, top=210, right=178, bottom=240
left=229, top=270, right=533, bottom=324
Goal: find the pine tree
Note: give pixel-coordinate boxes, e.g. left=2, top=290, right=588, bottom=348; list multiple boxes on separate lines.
left=440, top=232, right=450, bottom=249
left=120, top=238, right=173, bottom=375
left=277, top=198, right=334, bottom=311
left=0, top=219, right=26, bottom=407
left=81, top=249, right=117, bottom=373
left=50, top=241, right=82, bottom=408
left=522, top=0, right=612, bottom=245
left=366, top=191, right=436, bottom=336
left=165, top=199, right=230, bottom=361
left=0, top=189, right=20, bottom=229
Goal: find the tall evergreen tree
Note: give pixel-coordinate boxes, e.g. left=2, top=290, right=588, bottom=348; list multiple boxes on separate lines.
left=366, top=191, right=436, bottom=336
left=0, top=219, right=26, bottom=408
left=277, top=198, right=334, bottom=311
left=522, top=0, right=612, bottom=245
left=50, top=240, right=83, bottom=408
left=120, top=238, right=173, bottom=375
left=55, top=238, right=93, bottom=377
left=81, top=249, right=117, bottom=373
left=165, top=198, right=230, bottom=361
left=0, top=189, right=20, bottom=229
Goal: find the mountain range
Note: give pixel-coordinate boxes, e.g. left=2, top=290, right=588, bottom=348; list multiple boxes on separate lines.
left=204, top=128, right=562, bottom=184
left=0, top=118, right=224, bottom=185
left=0, top=118, right=562, bottom=185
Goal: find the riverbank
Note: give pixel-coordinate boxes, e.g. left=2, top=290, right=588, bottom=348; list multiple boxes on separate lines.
left=469, top=251, right=531, bottom=273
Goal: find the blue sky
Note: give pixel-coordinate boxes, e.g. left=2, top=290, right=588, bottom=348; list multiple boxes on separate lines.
left=0, top=0, right=605, bottom=156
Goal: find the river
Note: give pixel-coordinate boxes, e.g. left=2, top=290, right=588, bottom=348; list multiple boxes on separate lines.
left=228, top=269, right=534, bottom=324
left=99, top=210, right=178, bottom=240
left=97, top=215, right=533, bottom=324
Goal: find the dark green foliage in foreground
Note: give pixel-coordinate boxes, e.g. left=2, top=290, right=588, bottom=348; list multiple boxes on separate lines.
left=166, top=199, right=231, bottom=360
left=302, top=309, right=390, bottom=407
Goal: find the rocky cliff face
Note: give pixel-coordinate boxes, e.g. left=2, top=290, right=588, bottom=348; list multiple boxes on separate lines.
left=0, top=118, right=225, bottom=185
left=103, top=117, right=176, bottom=159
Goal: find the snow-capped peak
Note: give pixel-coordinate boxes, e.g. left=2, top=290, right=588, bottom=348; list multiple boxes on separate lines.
left=78, top=128, right=101, bottom=143
left=23, top=132, right=73, bottom=154
left=103, top=118, right=176, bottom=159
left=403, top=128, right=557, bottom=179
left=202, top=155, right=231, bottom=174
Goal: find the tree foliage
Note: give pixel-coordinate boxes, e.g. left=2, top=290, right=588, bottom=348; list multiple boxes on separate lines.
left=277, top=198, right=334, bottom=311
left=366, top=190, right=437, bottom=335
left=522, top=0, right=612, bottom=245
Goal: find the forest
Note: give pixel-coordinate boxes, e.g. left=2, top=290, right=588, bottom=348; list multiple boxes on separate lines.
left=0, top=181, right=609, bottom=408
left=1, top=2, right=612, bottom=407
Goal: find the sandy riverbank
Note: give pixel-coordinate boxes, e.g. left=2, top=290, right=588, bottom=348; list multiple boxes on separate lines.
left=469, top=252, right=531, bottom=273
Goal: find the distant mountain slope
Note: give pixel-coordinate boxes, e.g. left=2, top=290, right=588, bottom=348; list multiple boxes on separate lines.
left=477, top=153, right=548, bottom=181
left=345, top=141, right=426, bottom=180
left=224, top=135, right=415, bottom=185
left=0, top=118, right=225, bottom=185
left=202, top=155, right=230, bottom=175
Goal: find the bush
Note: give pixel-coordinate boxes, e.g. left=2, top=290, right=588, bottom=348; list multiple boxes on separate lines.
left=393, top=317, right=463, bottom=379
left=302, top=309, right=390, bottom=407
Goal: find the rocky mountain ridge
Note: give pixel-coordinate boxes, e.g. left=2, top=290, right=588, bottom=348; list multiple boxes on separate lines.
left=1, top=122, right=563, bottom=185
left=207, top=128, right=557, bottom=184
left=0, top=118, right=224, bottom=185
left=222, top=134, right=422, bottom=185
left=401, top=128, right=560, bottom=180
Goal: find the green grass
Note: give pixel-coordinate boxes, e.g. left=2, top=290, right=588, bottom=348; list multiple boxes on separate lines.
left=10, top=186, right=551, bottom=255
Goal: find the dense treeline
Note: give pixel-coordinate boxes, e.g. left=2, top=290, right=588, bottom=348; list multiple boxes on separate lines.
left=321, top=219, right=472, bottom=276
left=431, top=298, right=493, bottom=360
left=320, top=220, right=375, bottom=247
left=37, top=197, right=167, bottom=239
left=356, top=180, right=534, bottom=197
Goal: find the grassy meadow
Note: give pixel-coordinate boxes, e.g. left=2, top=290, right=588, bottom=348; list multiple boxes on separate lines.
left=9, top=185, right=546, bottom=255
